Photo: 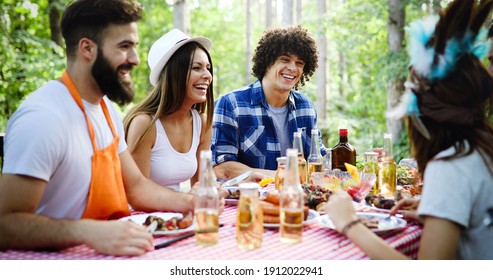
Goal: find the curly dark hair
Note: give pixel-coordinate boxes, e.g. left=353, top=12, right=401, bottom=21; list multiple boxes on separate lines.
left=252, top=25, right=318, bottom=90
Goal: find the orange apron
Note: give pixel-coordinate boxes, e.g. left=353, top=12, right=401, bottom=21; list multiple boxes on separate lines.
left=61, top=71, right=130, bottom=220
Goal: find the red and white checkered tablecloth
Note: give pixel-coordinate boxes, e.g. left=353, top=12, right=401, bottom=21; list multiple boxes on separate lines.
left=0, top=203, right=421, bottom=260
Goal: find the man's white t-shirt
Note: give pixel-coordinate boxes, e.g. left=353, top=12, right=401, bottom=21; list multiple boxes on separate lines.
left=3, top=80, right=127, bottom=219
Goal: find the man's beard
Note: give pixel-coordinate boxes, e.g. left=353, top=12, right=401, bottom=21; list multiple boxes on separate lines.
left=91, top=48, right=135, bottom=106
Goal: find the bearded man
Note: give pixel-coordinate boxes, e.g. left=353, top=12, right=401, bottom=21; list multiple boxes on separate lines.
left=0, top=0, right=224, bottom=256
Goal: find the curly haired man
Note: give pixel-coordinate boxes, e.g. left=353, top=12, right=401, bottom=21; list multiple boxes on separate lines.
left=211, top=25, right=326, bottom=182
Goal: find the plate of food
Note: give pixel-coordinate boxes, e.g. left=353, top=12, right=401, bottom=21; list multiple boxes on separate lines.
left=224, top=186, right=267, bottom=205
left=119, top=212, right=194, bottom=236
left=263, top=209, right=320, bottom=229
left=318, top=212, right=407, bottom=234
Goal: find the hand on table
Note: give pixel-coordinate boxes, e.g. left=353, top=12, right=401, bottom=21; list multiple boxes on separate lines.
left=189, top=182, right=227, bottom=215
left=389, top=198, right=422, bottom=223
left=82, top=220, right=154, bottom=256
left=246, top=171, right=271, bottom=183
left=324, top=190, right=358, bottom=232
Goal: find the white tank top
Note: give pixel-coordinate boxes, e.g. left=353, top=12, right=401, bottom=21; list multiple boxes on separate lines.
left=149, top=109, right=201, bottom=191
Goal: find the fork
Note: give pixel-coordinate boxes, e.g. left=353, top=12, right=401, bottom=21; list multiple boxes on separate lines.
left=146, top=220, right=158, bottom=234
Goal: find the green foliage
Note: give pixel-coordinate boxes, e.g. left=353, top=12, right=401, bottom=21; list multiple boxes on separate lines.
left=314, top=0, right=392, bottom=155
left=0, top=0, right=445, bottom=166
left=129, top=0, right=173, bottom=104
left=0, top=0, right=66, bottom=130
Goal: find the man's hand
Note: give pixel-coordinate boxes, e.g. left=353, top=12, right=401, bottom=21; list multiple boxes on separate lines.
left=81, top=220, right=154, bottom=256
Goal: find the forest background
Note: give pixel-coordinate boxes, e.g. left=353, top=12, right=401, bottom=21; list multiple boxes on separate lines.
left=1, top=0, right=453, bottom=164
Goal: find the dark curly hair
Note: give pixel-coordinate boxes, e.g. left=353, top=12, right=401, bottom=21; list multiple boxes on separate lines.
left=252, top=25, right=318, bottom=90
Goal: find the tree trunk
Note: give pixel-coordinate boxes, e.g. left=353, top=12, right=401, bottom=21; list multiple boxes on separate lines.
left=387, top=0, right=405, bottom=141
left=266, top=0, right=273, bottom=28
left=338, top=51, right=345, bottom=97
left=246, top=0, right=252, bottom=84
left=296, top=0, right=302, bottom=24
left=432, top=0, right=442, bottom=13
left=174, top=0, right=191, bottom=34
left=48, top=0, right=63, bottom=47
left=316, top=0, right=327, bottom=121
left=282, top=0, right=294, bottom=26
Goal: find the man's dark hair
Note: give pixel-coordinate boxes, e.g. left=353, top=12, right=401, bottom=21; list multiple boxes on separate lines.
left=61, top=0, right=143, bottom=59
left=252, top=25, right=318, bottom=90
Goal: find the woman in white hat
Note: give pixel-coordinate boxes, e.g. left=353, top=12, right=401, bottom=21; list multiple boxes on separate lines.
left=124, top=29, right=213, bottom=192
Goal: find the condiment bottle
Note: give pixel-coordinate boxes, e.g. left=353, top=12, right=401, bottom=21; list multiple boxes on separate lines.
left=363, top=151, right=379, bottom=195
left=194, top=150, right=219, bottom=245
left=280, top=148, right=304, bottom=243
left=378, top=133, right=397, bottom=199
left=236, top=182, right=263, bottom=249
left=293, top=131, right=308, bottom=184
left=308, top=128, right=324, bottom=176
left=275, top=156, right=286, bottom=190
left=331, top=128, right=357, bottom=171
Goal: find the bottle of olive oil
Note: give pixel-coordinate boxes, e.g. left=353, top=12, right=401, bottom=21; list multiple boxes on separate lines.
left=378, top=133, right=397, bottom=199
left=363, top=151, right=379, bottom=195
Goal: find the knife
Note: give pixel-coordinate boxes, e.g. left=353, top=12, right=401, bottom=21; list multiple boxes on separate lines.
left=221, top=171, right=253, bottom=188
left=154, top=224, right=224, bottom=249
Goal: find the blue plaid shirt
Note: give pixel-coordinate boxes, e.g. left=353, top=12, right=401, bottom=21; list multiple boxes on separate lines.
left=211, top=80, right=326, bottom=170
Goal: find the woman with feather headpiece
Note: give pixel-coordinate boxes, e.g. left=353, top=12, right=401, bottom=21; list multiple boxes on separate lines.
left=324, top=0, right=493, bottom=259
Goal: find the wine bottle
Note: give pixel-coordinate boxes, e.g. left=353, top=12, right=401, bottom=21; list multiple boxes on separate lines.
left=331, top=128, right=356, bottom=171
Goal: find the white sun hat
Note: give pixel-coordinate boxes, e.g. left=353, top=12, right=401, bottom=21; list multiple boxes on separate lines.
left=148, top=29, right=212, bottom=86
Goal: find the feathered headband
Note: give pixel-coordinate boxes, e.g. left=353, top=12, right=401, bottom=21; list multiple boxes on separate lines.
left=409, top=15, right=489, bottom=80
left=386, top=9, right=491, bottom=139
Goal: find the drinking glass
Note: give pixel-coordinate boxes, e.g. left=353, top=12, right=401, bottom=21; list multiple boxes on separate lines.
left=236, top=183, right=263, bottom=249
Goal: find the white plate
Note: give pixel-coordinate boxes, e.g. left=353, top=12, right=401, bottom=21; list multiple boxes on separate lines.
left=263, top=209, right=320, bottom=228
left=317, top=201, right=360, bottom=214
left=318, top=212, right=407, bottom=234
left=224, top=187, right=267, bottom=206
left=119, top=212, right=194, bottom=236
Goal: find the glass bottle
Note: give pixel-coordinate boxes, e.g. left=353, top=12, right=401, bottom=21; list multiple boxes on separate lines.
left=378, top=133, right=397, bottom=199
left=308, top=128, right=324, bottom=176
left=331, top=128, right=357, bottom=171
left=324, top=148, right=332, bottom=171
left=194, top=150, right=219, bottom=245
left=275, top=156, right=286, bottom=190
left=363, top=151, right=379, bottom=196
left=293, top=131, right=308, bottom=184
left=236, top=182, right=263, bottom=249
left=280, top=148, right=304, bottom=243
